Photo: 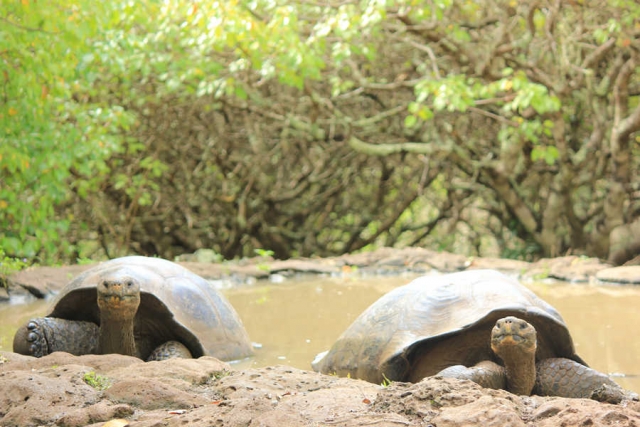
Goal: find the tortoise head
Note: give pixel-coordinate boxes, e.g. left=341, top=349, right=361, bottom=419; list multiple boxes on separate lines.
left=491, top=316, right=537, bottom=362
left=96, top=273, right=141, bottom=322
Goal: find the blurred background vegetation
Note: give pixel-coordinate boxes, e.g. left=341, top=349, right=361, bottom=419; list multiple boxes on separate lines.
left=1, top=0, right=639, bottom=265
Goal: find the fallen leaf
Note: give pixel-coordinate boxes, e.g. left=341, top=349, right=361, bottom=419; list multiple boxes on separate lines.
left=101, top=419, right=129, bottom=427
left=362, top=398, right=371, bottom=404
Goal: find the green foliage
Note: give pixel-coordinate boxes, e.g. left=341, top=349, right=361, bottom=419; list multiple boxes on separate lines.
left=82, top=371, right=111, bottom=390
left=191, top=249, right=224, bottom=264
left=381, top=373, right=393, bottom=387
left=75, top=257, right=94, bottom=266
left=0, top=0, right=134, bottom=262
left=1, top=0, right=639, bottom=263
left=0, top=249, right=26, bottom=276
left=531, top=146, right=560, bottom=166
left=0, top=249, right=27, bottom=288
left=255, top=249, right=274, bottom=272
left=410, top=70, right=561, bottom=148
left=212, top=369, right=232, bottom=380
left=254, top=249, right=275, bottom=258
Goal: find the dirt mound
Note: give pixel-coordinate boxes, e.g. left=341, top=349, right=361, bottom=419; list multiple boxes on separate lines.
left=1, top=351, right=638, bottom=427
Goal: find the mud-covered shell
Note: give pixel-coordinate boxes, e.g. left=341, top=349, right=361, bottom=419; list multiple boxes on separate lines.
left=313, top=269, right=584, bottom=384
left=46, top=256, right=253, bottom=361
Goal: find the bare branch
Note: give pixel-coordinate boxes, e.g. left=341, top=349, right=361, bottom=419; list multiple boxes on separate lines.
left=0, top=16, right=58, bottom=34
left=348, top=135, right=450, bottom=156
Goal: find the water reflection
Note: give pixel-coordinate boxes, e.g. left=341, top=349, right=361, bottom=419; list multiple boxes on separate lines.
left=1, top=274, right=638, bottom=393
left=0, top=298, right=48, bottom=354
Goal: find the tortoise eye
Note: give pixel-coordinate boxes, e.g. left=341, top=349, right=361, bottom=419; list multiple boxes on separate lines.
left=126, top=281, right=133, bottom=288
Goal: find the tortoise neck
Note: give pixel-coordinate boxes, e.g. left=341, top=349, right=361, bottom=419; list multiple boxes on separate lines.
left=98, top=317, right=137, bottom=357
left=501, top=348, right=536, bottom=395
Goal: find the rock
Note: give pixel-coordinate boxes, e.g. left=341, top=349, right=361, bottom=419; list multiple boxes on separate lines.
left=8, top=264, right=94, bottom=297
left=433, top=394, right=525, bottom=427
left=0, top=352, right=639, bottom=427
left=373, top=377, right=523, bottom=426
left=107, top=356, right=231, bottom=392
left=8, top=248, right=630, bottom=300
left=404, top=247, right=468, bottom=272
left=525, top=256, right=612, bottom=283
left=178, top=261, right=270, bottom=281
left=530, top=398, right=640, bottom=427
left=104, top=378, right=209, bottom=410
left=2, top=351, right=143, bottom=373
left=0, top=361, right=102, bottom=427
left=596, top=266, right=640, bottom=284
left=267, top=259, right=341, bottom=275
left=466, top=257, right=531, bottom=272
left=55, top=403, right=134, bottom=427
left=334, top=247, right=465, bottom=272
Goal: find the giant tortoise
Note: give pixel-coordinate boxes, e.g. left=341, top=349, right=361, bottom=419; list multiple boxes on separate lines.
left=13, top=256, right=254, bottom=361
left=313, top=269, right=633, bottom=401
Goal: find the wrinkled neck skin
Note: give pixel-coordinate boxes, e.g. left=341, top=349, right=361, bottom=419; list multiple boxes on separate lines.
left=500, top=346, right=536, bottom=395
left=98, top=312, right=138, bottom=357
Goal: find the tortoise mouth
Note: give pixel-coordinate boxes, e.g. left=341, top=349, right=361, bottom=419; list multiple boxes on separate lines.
left=99, top=294, right=138, bottom=307
left=97, top=294, right=140, bottom=322
left=493, top=333, right=528, bottom=346
left=97, top=277, right=141, bottom=308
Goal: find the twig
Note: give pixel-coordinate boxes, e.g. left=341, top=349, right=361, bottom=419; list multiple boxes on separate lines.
left=0, top=17, right=58, bottom=34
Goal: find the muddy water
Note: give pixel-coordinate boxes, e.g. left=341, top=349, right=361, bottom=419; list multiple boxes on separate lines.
left=1, top=274, right=639, bottom=393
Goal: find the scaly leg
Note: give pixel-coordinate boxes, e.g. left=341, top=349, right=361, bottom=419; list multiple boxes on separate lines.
left=13, top=317, right=99, bottom=357
left=435, top=360, right=507, bottom=390
left=146, top=340, right=193, bottom=361
left=535, top=358, right=637, bottom=403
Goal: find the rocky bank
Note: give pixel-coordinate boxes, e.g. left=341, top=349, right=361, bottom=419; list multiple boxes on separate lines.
left=4, top=247, right=640, bottom=301
left=1, top=351, right=639, bottom=427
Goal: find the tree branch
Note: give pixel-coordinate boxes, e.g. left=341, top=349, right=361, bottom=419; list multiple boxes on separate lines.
left=348, top=135, right=451, bottom=156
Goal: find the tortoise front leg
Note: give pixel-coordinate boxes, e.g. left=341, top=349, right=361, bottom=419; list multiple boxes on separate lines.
left=431, top=360, right=507, bottom=390
left=535, top=358, right=637, bottom=403
left=13, top=318, right=99, bottom=357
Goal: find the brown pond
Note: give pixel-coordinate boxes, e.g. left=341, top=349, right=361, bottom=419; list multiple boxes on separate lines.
left=1, top=274, right=639, bottom=394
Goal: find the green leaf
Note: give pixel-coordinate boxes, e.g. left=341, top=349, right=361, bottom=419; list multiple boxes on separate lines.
left=531, top=147, right=543, bottom=162
left=404, top=115, right=418, bottom=128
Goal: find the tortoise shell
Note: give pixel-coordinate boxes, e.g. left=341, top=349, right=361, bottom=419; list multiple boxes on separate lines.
left=313, top=269, right=584, bottom=384
left=46, top=256, right=253, bottom=361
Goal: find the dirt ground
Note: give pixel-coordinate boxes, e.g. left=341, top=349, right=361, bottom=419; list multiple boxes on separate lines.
left=2, top=248, right=640, bottom=426
left=1, top=351, right=639, bottom=427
